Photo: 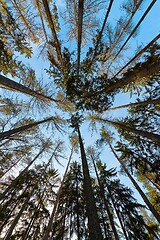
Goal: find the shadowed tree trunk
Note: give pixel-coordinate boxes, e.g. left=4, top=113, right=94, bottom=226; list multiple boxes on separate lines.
left=42, top=0, right=64, bottom=69
left=77, top=126, right=103, bottom=240
left=0, top=74, right=57, bottom=102
left=0, top=116, right=55, bottom=141
left=107, top=97, right=160, bottom=111
left=84, top=55, right=160, bottom=98
left=91, top=152, right=119, bottom=240
left=108, top=141, right=160, bottom=224
left=77, top=0, right=84, bottom=74
left=106, top=57, right=160, bottom=93
left=4, top=189, right=35, bottom=240
left=95, top=117, right=160, bottom=146
left=107, top=186, right=129, bottom=240
left=43, top=147, right=73, bottom=240
left=0, top=147, right=46, bottom=200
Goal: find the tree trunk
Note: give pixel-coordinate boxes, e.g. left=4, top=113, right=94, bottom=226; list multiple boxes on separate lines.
left=84, top=55, right=160, bottom=98
left=77, top=126, right=103, bottom=240
left=0, top=116, right=54, bottom=141
left=43, top=147, right=73, bottom=240
left=0, top=198, right=21, bottom=233
left=42, top=0, right=64, bottom=69
left=91, top=154, right=119, bottom=240
left=4, top=188, right=35, bottom=240
left=0, top=148, right=45, bottom=200
left=108, top=141, right=160, bottom=224
left=104, top=0, right=143, bottom=62
left=0, top=74, right=57, bottom=102
left=77, top=0, right=84, bottom=74
left=92, top=0, right=114, bottom=62
left=144, top=174, right=160, bottom=191
left=76, top=171, right=80, bottom=240
left=107, top=57, right=160, bottom=93
left=98, top=117, right=160, bottom=146
left=107, top=97, right=160, bottom=111
left=107, top=187, right=129, bottom=240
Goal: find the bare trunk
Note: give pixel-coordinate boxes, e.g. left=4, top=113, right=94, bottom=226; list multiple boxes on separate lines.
left=43, top=147, right=73, bottom=240
left=107, top=97, right=160, bottom=111
left=77, top=127, right=103, bottom=240
left=77, top=0, right=84, bottom=74
left=104, top=0, right=143, bottom=62
left=98, top=117, right=160, bottom=146
left=143, top=174, right=160, bottom=191
left=92, top=0, right=114, bottom=61
left=4, top=188, right=34, bottom=240
left=0, top=148, right=45, bottom=200
left=107, top=187, right=129, bottom=240
left=76, top=171, right=80, bottom=240
left=0, top=116, right=54, bottom=141
left=0, top=74, right=57, bottom=102
left=108, top=141, right=160, bottom=224
left=91, top=155, right=119, bottom=240
left=0, top=198, right=20, bottom=232
left=42, top=0, right=64, bottom=69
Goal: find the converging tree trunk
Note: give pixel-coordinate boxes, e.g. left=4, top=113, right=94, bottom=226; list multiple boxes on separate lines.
left=107, top=97, right=160, bottom=111
left=108, top=141, right=160, bottom=224
left=0, top=147, right=46, bottom=200
left=43, top=147, right=73, bottom=240
left=77, top=126, right=103, bottom=240
left=0, top=116, right=54, bottom=141
left=91, top=153, right=120, bottom=240
left=96, top=117, right=160, bottom=146
left=0, top=74, right=57, bottom=102
left=4, top=187, right=35, bottom=240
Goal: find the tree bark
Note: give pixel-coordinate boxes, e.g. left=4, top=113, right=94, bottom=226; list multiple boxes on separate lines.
left=77, top=0, right=84, bottom=74
left=108, top=141, right=160, bottom=224
left=106, top=57, right=160, bottom=93
left=97, top=117, right=160, bottom=146
left=84, top=56, right=160, bottom=98
left=0, top=74, right=57, bottom=102
left=107, top=97, right=160, bottom=111
left=0, top=148, right=45, bottom=200
left=42, top=0, right=64, bottom=69
left=0, top=116, right=54, bottom=141
left=91, top=154, right=119, bottom=240
left=77, top=127, right=103, bottom=240
left=107, top=187, right=129, bottom=240
left=4, top=188, right=35, bottom=240
left=43, top=147, right=73, bottom=240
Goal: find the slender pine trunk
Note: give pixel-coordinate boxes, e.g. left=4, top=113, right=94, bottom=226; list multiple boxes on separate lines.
left=0, top=148, right=45, bottom=200
left=77, top=0, right=84, bottom=74
left=4, top=188, right=34, bottom=240
left=97, top=117, right=160, bottom=146
left=0, top=116, right=54, bottom=141
left=0, top=198, right=20, bottom=232
left=144, top=174, right=160, bottom=191
left=77, top=126, right=103, bottom=240
left=108, top=141, right=160, bottom=224
left=107, top=187, right=129, bottom=240
left=91, top=155, right=119, bottom=240
left=43, top=147, right=73, bottom=240
left=107, top=97, right=160, bottom=111
left=76, top=171, right=81, bottom=240
left=42, top=0, right=64, bottom=69
left=0, top=74, right=57, bottom=102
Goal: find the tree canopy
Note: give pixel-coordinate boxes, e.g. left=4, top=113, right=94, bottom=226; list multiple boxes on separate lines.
left=0, top=0, right=160, bottom=239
